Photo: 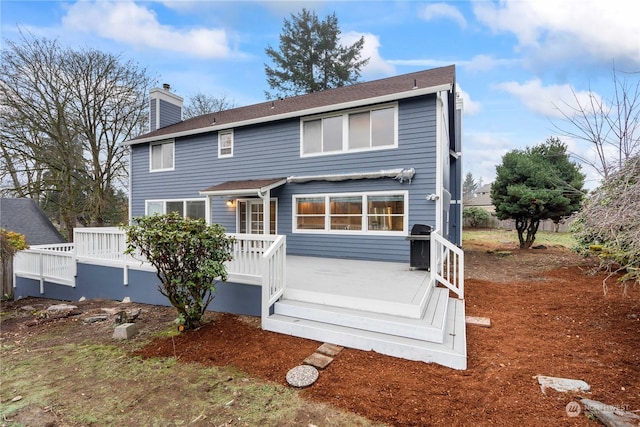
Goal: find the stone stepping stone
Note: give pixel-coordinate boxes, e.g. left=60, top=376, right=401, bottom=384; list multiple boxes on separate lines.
left=466, top=316, right=491, bottom=327
left=304, top=352, right=333, bottom=369
left=286, top=365, right=319, bottom=388
left=537, top=375, right=590, bottom=394
left=581, top=398, right=640, bottom=427
left=317, top=343, right=343, bottom=357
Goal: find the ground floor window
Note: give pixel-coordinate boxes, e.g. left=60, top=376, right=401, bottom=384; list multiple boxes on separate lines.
left=293, top=191, right=407, bottom=235
left=145, top=199, right=207, bottom=221
left=237, top=199, right=277, bottom=235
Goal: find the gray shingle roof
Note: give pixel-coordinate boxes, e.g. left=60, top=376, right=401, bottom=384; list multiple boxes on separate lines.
left=130, top=65, right=456, bottom=144
left=0, top=198, right=66, bottom=245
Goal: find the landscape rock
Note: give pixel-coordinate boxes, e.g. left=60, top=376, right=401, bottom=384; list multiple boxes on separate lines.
left=47, top=304, right=77, bottom=313
left=121, top=297, right=131, bottom=303
left=83, top=315, right=108, bottom=324
left=581, top=398, right=640, bottom=427
left=537, top=375, right=590, bottom=394
left=286, top=365, right=319, bottom=388
left=112, top=323, right=139, bottom=339
left=20, top=305, right=35, bottom=312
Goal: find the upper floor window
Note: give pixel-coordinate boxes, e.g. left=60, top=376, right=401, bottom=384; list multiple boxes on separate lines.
left=218, top=130, right=233, bottom=158
left=301, top=104, right=397, bottom=156
left=150, top=140, right=174, bottom=171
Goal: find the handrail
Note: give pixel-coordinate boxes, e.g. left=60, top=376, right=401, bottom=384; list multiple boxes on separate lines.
left=430, top=231, right=464, bottom=299
left=261, top=235, right=287, bottom=323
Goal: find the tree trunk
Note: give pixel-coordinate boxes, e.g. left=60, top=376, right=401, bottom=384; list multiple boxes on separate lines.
left=0, top=254, right=14, bottom=300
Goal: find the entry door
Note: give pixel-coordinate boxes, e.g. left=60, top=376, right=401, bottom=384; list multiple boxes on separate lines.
left=238, top=200, right=277, bottom=234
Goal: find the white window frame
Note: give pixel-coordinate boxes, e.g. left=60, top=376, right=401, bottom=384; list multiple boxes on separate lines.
left=144, top=198, right=209, bottom=223
left=149, top=139, right=175, bottom=172
left=235, top=198, right=278, bottom=235
left=218, top=130, right=234, bottom=158
left=292, top=190, right=408, bottom=236
left=300, top=103, right=398, bottom=157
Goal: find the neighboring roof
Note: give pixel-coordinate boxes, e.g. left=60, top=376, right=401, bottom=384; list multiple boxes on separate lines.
left=0, top=198, right=66, bottom=245
left=200, top=178, right=288, bottom=197
left=129, top=65, right=456, bottom=145
left=463, top=184, right=494, bottom=207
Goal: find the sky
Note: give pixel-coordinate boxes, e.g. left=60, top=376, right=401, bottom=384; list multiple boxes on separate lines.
left=2, top=0, right=639, bottom=189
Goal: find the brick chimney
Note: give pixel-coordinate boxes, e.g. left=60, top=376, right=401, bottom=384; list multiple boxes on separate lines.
left=149, top=83, right=183, bottom=130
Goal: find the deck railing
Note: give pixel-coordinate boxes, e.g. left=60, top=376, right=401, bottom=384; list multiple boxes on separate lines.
left=13, top=244, right=77, bottom=292
left=431, top=231, right=464, bottom=299
left=15, top=227, right=287, bottom=296
left=261, top=234, right=287, bottom=322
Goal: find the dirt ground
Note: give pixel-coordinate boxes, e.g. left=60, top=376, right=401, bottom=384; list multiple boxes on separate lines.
left=2, top=241, right=639, bottom=426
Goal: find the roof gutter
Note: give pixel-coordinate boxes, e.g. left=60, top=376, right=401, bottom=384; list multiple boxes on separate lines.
left=125, top=84, right=452, bottom=146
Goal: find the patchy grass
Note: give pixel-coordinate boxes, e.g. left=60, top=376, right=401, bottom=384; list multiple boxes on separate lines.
left=463, top=228, right=576, bottom=249
left=0, top=338, right=378, bottom=426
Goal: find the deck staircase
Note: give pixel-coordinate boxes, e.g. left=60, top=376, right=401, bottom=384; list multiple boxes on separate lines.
left=262, top=283, right=467, bottom=370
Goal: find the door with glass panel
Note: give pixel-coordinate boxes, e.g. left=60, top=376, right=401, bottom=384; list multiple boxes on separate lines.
left=238, top=200, right=277, bottom=234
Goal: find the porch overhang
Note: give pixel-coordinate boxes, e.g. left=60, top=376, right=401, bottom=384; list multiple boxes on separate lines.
left=199, top=177, right=287, bottom=198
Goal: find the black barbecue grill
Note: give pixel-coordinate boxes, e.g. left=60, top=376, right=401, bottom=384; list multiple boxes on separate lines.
left=407, top=224, right=432, bottom=270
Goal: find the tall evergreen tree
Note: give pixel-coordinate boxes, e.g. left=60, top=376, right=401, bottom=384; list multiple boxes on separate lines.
left=264, top=9, right=369, bottom=99
left=491, top=137, right=585, bottom=248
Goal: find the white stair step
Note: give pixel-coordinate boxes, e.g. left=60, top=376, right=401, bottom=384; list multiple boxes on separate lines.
left=274, top=287, right=449, bottom=343
left=264, top=297, right=467, bottom=370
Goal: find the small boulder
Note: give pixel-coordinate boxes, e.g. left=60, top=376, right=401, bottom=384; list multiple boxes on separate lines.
left=112, top=323, right=138, bottom=339
left=537, top=375, right=590, bottom=394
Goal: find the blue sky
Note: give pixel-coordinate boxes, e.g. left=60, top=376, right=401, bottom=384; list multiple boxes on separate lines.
left=2, top=0, right=639, bottom=189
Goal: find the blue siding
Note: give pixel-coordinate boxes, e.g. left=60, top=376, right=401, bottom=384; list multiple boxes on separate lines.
left=150, top=101, right=157, bottom=132
left=159, top=99, right=182, bottom=128
left=131, top=95, right=440, bottom=262
left=14, top=263, right=261, bottom=316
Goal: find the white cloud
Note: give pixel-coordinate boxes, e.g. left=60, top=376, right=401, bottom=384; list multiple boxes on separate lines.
left=465, top=54, right=518, bottom=72
left=62, top=1, right=233, bottom=59
left=342, top=31, right=395, bottom=78
left=473, top=0, right=640, bottom=68
left=462, top=132, right=513, bottom=184
left=419, top=3, right=467, bottom=29
left=457, top=85, right=481, bottom=115
left=495, top=78, right=600, bottom=119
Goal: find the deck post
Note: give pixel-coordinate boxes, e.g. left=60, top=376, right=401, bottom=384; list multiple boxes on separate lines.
left=259, top=189, right=270, bottom=235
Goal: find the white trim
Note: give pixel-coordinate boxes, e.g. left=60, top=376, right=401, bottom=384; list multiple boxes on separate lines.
left=199, top=178, right=287, bottom=197
left=236, top=198, right=278, bottom=235
left=149, top=139, right=175, bottom=172
left=126, top=84, right=452, bottom=146
left=218, top=129, right=234, bottom=158
left=292, top=190, right=409, bottom=236
left=300, top=103, right=398, bottom=158
left=144, top=198, right=209, bottom=223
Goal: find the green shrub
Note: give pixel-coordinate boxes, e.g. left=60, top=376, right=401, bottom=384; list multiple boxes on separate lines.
left=463, top=207, right=491, bottom=228
left=124, top=213, right=234, bottom=330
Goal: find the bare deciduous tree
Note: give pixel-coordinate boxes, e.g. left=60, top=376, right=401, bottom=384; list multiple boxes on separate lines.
left=0, top=33, right=153, bottom=238
left=554, top=67, right=640, bottom=180
left=183, top=92, right=236, bottom=120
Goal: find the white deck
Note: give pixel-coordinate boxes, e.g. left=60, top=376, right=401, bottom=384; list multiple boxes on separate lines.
left=285, top=256, right=432, bottom=318
left=264, top=255, right=467, bottom=370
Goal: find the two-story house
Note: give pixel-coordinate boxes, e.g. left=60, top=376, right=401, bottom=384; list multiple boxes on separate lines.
left=13, top=65, right=466, bottom=369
